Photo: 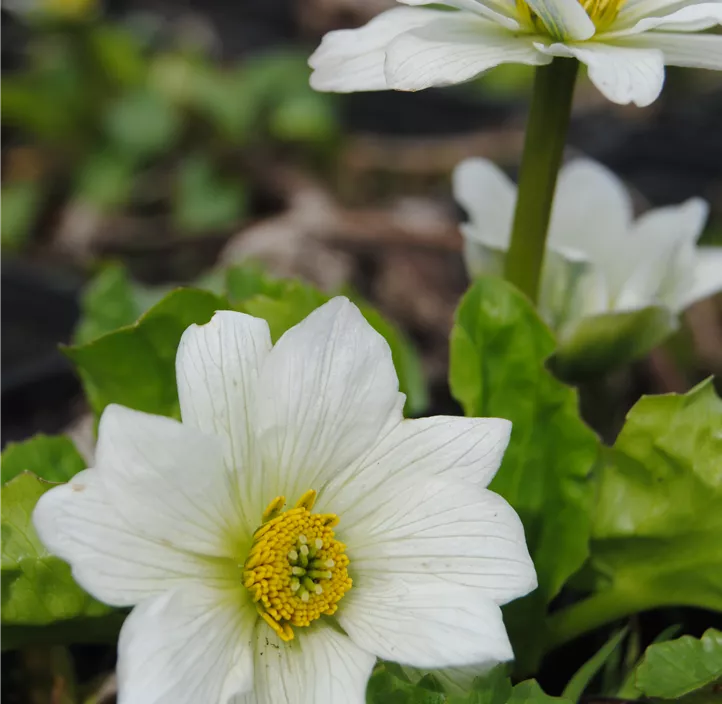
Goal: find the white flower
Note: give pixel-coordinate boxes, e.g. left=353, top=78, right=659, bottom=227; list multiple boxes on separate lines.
left=33, top=297, right=536, bottom=704
left=454, top=157, right=722, bottom=335
left=308, top=0, right=722, bottom=107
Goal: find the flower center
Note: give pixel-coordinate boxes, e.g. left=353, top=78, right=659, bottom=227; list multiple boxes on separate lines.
left=516, top=0, right=624, bottom=32
left=242, top=490, right=352, bottom=642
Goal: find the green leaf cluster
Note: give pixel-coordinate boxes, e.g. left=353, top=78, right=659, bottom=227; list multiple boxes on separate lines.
left=1, top=436, right=120, bottom=650
left=2, top=22, right=338, bottom=249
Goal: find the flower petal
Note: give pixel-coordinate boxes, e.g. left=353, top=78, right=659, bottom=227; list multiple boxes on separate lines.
left=318, top=417, right=511, bottom=520
left=176, top=310, right=272, bottom=532
left=342, top=478, right=537, bottom=605
left=615, top=198, right=709, bottom=311
left=117, top=585, right=256, bottom=704
left=339, top=580, right=513, bottom=668
left=308, top=7, right=441, bottom=92
left=547, top=158, right=634, bottom=300
left=94, top=404, right=244, bottom=558
left=33, top=470, right=211, bottom=606
left=243, top=620, right=376, bottom=704
left=615, top=32, right=722, bottom=70
left=385, top=15, right=551, bottom=91
left=611, top=2, right=722, bottom=34
left=453, top=158, right=516, bottom=251
left=536, top=41, right=664, bottom=106
left=524, top=0, right=596, bottom=39
left=399, top=0, right=522, bottom=30
left=679, top=246, right=722, bottom=310
left=254, top=297, right=403, bottom=506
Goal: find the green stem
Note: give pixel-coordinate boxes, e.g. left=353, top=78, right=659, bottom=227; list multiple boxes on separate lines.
left=504, top=58, right=578, bottom=303
left=546, top=588, right=649, bottom=652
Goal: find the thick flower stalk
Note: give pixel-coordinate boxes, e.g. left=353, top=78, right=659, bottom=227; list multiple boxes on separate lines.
left=309, top=0, right=722, bottom=107
left=455, top=157, right=722, bottom=334
left=33, top=297, right=537, bottom=704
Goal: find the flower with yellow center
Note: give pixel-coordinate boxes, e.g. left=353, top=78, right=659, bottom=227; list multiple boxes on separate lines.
left=33, top=297, right=536, bottom=704
left=309, top=0, right=722, bottom=106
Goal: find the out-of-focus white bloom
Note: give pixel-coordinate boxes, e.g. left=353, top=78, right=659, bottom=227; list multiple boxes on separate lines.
left=33, top=297, right=536, bottom=704
left=309, top=0, right=722, bottom=107
left=455, top=157, right=722, bottom=343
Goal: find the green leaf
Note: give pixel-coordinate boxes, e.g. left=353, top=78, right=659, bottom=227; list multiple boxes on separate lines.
left=550, top=306, right=677, bottom=382
left=1, top=435, right=85, bottom=485
left=173, top=154, right=247, bottom=235
left=449, top=277, right=599, bottom=670
left=507, top=681, right=571, bottom=704
left=561, top=627, right=628, bottom=702
left=366, top=665, right=446, bottom=704
left=1, top=473, right=112, bottom=631
left=74, top=263, right=170, bottom=344
left=270, top=94, right=337, bottom=144
left=65, top=288, right=228, bottom=419
left=447, top=665, right=513, bottom=704
left=616, top=625, right=682, bottom=698
left=104, top=89, right=181, bottom=158
left=588, top=379, right=722, bottom=616
left=74, top=150, right=136, bottom=211
left=636, top=629, right=722, bottom=699
left=1, top=181, right=42, bottom=249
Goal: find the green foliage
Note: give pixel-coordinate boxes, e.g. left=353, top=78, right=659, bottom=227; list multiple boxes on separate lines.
left=588, top=379, right=722, bottom=615
left=103, top=89, right=181, bottom=158
left=634, top=629, right=722, bottom=700
left=66, top=288, right=228, bottom=418
left=561, top=628, right=628, bottom=702
left=505, top=681, right=570, bottom=704
left=0, top=435, right=111, bottom=650
left=72, top=264, right=428, bottom=417
left=173, top=154, right=247, bottom=235
left=74, top=149, right=136, bottom=210
left=367, top=666, right=569, bottom=704
left=449, top=277, right=599, bottom=669
left=550, top=306, right=677, bottom=382
left=1, top=435, right=85, bottom=485
left=1, top=181, right=43, bottom=248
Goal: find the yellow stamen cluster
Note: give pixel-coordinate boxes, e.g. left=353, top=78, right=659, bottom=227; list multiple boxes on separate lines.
left=580, top=0, right=625, bottom=29
left=243, top=490, right=352, bottom=642
left=516, top=0, right=624, bottom=33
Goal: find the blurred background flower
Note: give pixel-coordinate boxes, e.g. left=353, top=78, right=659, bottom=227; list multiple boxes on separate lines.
left=455, top=157, right=722, bottom=377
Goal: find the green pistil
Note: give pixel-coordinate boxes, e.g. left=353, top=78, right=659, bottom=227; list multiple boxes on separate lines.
left=287, top=534, right=330, bottom=602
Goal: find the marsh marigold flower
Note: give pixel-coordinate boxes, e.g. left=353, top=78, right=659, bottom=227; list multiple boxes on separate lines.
left=309, top=0, right=722, bottom=106
left=33, top=297, right=537, bottom=704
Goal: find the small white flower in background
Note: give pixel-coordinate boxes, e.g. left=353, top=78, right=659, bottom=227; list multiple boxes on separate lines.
left=454, top=157, right=722, bottom=335
left=309, top=0, right=722, bottom=107
left=33, top=297, right=536, bottom=704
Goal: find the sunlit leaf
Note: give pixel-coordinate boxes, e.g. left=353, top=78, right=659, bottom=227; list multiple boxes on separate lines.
left=1, top=473, right=112, bottom=630
left=636, top=629, right=722, bottom=699
left=588, top=379, right=722, bottom=617
left=65, top=288, right=228, bottom=419
left=1, top=435, right=85, bottom=485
